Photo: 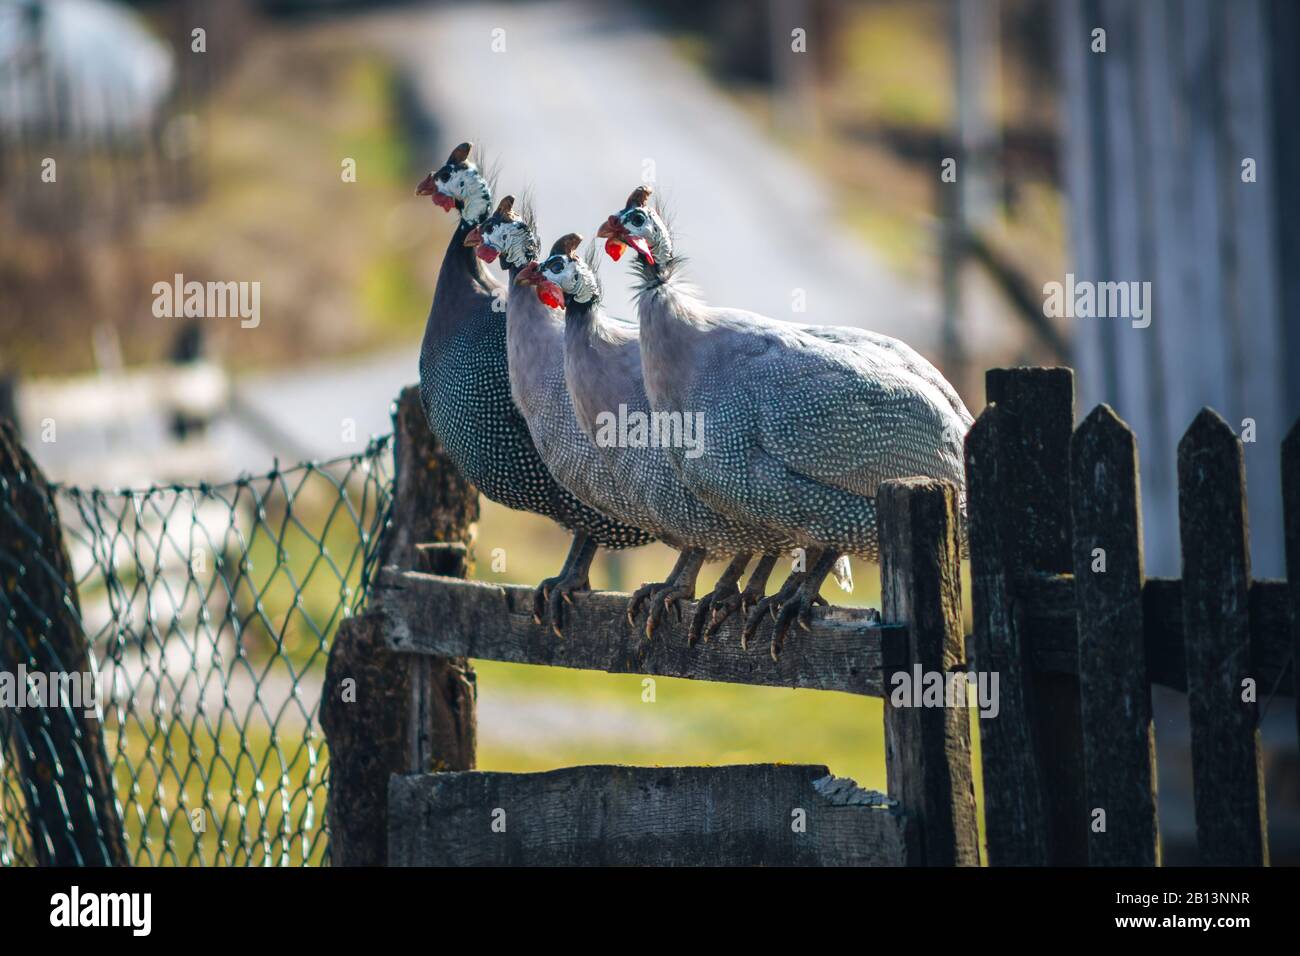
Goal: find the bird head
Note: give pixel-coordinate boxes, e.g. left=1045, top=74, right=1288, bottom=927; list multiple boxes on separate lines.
left=518, top=233, right=597, bottom=309
left=415, top=141, right=491, bottom=223
left=596, top=185, right=671, bottom=266
left=465, top=195, right=539, bottom=268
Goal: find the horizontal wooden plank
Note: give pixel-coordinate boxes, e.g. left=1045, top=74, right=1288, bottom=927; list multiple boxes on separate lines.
left=388, top=764, right=913, bottom=866
left=372, top=568, right=892, bottom=696
left=1007, top=573, right=1295, bottom=696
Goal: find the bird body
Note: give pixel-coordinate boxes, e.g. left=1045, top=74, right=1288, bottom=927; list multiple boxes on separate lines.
left=634, top=285, right=968, bottom=558
left=597, top=186, right=972, bottom=653
left=563, top=280, right=796, bottom=559
left=414, top=146, right=653, bottom=633
left=472, top=205, right=660, bottom=540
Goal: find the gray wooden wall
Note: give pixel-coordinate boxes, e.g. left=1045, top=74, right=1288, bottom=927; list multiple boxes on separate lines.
left=1057, top=0, right=1299, bottom=576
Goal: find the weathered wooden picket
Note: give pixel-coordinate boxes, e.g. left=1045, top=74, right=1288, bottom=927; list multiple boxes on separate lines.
left=330, top=365, right=1298, bottom=867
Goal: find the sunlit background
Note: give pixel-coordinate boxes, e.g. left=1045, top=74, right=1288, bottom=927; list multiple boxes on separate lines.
left=2, top=0, right=1297, bottom=863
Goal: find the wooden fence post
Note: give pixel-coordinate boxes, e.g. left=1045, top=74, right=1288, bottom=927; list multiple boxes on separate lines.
left=321, top=387, right=479, bottom=866
left=1177, top=408, right=1268, bottom=865
left=966, top=367, right=1086, bottom=865
left=878, top=477, right=979, bottom=866
left=1285, top=421, right=1300, bottom=752
left=1070, top=405, right=1159, bottom=865
left=0, top=421, right=127, bottom=865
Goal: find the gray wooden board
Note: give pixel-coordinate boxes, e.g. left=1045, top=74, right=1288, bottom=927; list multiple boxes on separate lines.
left=374, top=568, right=891, bottom=696
left=388, top=764, right=913, bottom=866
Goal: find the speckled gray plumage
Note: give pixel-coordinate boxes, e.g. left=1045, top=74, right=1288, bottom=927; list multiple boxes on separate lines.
left=417, top=221, right=653, bottom=550
left=632, top=266, right=970, bottom=561
left=564, top=295, right=805, bottom=560
left=501, top=258, right=662, bottom=541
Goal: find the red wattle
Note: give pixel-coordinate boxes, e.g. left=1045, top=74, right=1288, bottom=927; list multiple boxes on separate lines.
left=604, top=239, right=625, bottom=261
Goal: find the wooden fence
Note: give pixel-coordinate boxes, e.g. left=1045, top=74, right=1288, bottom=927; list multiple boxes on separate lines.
left=325, top=367, right=1299, bottom=867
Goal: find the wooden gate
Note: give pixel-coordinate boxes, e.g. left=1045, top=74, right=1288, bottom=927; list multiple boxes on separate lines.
left=325, top=366, right=1299, bottom=866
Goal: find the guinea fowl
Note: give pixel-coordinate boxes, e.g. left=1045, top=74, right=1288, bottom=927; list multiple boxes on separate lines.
left=414, top=144, right=653, bottom=634
left=598, top=186, right=973, bottom=658
left=464, top=200, right=663, bottom=634
left=527, top=232, right=807, bottom=642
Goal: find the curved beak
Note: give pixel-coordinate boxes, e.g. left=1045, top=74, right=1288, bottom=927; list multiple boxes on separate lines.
left=463, top=225, right=482, bottom=247
left=415, top=173, right=438, bottom=196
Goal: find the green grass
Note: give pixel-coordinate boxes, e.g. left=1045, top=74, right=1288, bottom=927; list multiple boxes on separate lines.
left=475, top=661, right=889, bottom=790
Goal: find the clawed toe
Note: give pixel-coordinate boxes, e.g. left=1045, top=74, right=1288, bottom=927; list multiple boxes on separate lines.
left=532, top=579, right=557, bottom=626
left=740, top=594, right=780, bottom=650
left=547, top=579, right=588, bottom=638
left=703, top=591, right=745, bottom=640
left=645, top=585, right=693, bottom=638
left=626, top=582, right=656, bottom=627
left=548, top=586, right=567, bottom=638
left=771, top=590, right=817, bottom=660
left=689, top=592, right=715, bottom=646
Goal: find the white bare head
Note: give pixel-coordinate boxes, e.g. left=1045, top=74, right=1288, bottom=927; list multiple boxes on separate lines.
left=414, top=141, right=492, bottom=225
left=518, top=233, right=599, bottom=308
left=596, top=185, right=673, bottom=266
left=463, top=196, right=539, bottom=269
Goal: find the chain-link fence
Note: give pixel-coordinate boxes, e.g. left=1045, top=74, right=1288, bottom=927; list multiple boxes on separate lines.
left=0, top=430, right=394, bottom=866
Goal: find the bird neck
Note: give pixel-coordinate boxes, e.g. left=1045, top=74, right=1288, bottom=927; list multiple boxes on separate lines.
left=505, top=269, right=563, bottom=414
left=458, top=180, right=493, bottom=227
left=423, top=221, right=499, bottom=345
left=565, top=295, right=600, bottom=331
left=450, top=219, right=497, bottom=293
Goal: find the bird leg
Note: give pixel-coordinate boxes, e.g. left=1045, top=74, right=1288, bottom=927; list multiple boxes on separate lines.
left=740, top=549, right=821, bottom=650
left=688, top=552, right=752, bottom=646
left=645, top=548, right=706, bottom=638
left=705, top=551, right=777, bottom=640
left=627, top=548, right=706, bottom=639
left=770, top=550, right=877, bottom=661
left=532, top=532, right=598, bottom=638
left=627, top=549, right=692, bottom=625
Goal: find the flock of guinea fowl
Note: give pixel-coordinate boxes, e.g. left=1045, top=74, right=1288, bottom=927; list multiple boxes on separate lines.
left=413, top=142, right=972, bottom=661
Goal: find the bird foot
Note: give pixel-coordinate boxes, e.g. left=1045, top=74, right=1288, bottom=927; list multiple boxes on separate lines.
left=645, top=583, right=695, bottom=639
left=532, top=571, right=589, bottom=638
left=625, top=580, right=661, bottom=628
left=689, top=578, right=738, bottom=646
left=769, top=588, right=877, bottom=661
left=740, top=572, right=805, bottom=650
left=696, top=576, right=761, bottom=642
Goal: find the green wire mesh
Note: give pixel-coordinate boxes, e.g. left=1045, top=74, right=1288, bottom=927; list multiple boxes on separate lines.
left=1, top=436, right=394, bottom=866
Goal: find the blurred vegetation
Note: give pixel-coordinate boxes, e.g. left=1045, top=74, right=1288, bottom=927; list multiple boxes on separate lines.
left=1, top=21, right=441, bottom=376
left=3, top=3, right=1015, bottom=865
